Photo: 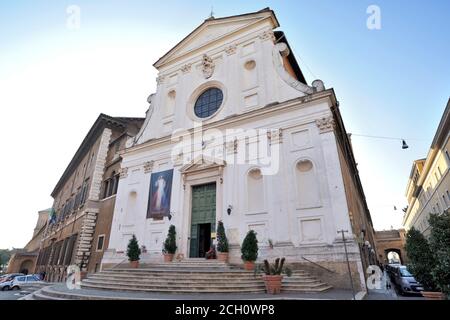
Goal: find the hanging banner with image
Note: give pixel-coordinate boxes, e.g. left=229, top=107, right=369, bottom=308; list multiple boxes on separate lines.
left=147, top=169, right=173, bottom=218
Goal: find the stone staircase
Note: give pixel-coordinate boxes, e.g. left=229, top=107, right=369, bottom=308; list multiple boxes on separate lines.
left=25, top=259, right=332, bottom=300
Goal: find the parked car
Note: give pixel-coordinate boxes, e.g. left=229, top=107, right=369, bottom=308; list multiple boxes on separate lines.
left=10, top=274, right=45, bottom=291
left=391, top=265, right=423, bottom=295
left=0, top=274, right=25, bottom=291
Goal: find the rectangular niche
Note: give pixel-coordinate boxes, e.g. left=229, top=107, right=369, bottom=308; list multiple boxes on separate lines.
left=121, top=233, right=133, bottom=251
left=168, top=73, right=178, bottom=85
left=291, top=129, right=311, bottom=151
left=248, top=222, right=268, bottom=245
left=298, top=217, right=324, bottom=243
left=129, top=168, right=141, bottom=185
left=163, top=120, right=173, bottom=132
left=227, top=228, right=240, bottom=245
left=241, top=42, right=256, bottom=57
left=149, top=231, right=163, bottom=252
left=244, top=93, right=258, bottom=108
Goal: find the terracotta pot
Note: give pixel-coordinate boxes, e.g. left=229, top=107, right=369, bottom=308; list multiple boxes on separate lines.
left=217, top=252, right=229, bottom=263
left=243, top=261, right=255, bottom=271
left=421, top=291, right=447, bottom=300
left=129, top=260, right=139, bottom=268
left=163, top=253, right=174, bottom=262
left=263, top=275, right=283, bottom=294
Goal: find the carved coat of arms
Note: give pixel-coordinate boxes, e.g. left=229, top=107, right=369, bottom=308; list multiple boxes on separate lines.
left=202, top=54, right=215, bottom=79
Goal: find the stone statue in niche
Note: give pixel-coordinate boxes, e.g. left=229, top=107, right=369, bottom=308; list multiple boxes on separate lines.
left=202, top=54, right=215, bottom=79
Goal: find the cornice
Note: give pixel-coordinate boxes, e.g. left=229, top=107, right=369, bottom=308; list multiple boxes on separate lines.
left=124, top=89, right=336, bottom=156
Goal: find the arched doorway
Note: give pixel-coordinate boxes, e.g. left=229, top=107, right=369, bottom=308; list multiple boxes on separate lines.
left=19, top=259, right=34, bottom=275
left=385, top=248, right=402, bottom=264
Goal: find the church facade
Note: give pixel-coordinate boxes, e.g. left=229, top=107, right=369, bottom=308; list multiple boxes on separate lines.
left=103, top=8, right=377, bottom=290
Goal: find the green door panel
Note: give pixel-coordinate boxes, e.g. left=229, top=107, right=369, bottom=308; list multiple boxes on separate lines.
left=190, top=183, right=216, bottom=257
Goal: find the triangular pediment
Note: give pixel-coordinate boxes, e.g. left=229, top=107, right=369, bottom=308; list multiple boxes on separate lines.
left=180, top=155, right=226, bottom=173
left=154, top=8, right=278, bottom=68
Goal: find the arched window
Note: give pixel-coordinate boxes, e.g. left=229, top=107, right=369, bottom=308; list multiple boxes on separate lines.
left=295, top=159, right=320, bottom=208
left=247, top=168, right=265, bottom=212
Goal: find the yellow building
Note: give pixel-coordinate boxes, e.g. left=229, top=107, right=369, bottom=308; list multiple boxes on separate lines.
left=403, top=98, right=450, bottom=236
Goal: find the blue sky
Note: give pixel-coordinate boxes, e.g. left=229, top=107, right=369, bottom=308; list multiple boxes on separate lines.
left=0, top=1, right=449, bottom=248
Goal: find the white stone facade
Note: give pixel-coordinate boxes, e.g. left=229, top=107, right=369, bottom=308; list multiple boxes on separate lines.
left=103, top=9, right=366, bottom=289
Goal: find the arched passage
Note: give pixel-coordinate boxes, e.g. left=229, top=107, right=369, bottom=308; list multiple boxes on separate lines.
left=19, top=259, right=34, bottom=275
left=384, top=248, right=403, bottom=264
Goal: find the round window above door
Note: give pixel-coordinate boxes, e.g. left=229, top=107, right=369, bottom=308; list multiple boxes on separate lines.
left=193, top=87, right=223, bottom=118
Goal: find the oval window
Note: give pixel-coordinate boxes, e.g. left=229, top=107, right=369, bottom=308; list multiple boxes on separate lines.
left=194, top=87, right=223, bottom=118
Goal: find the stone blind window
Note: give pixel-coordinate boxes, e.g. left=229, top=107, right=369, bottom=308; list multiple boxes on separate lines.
left=247, top=168, right=264, bottom=212
left=296, top=159, right=320, bottom=208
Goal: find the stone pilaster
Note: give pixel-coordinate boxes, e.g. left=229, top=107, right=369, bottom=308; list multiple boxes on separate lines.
left=74, top=210, right=99, bottom=270
left=88, top=128, right=112, bottom=201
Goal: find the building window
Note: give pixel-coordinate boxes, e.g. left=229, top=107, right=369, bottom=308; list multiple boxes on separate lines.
left=103, top=171, right=119, bottom=199
left=103, top=180, right=110, bottom=199
left=447, top=190, right=450, bottom=201
left=247, top=168, right=264, bottom=212
left=96, top=235, right=105, bottom=251
left=446, top=150, right=450, bottom=162
left=80, top=180, right=89, bottom=205
left=194, top=87, right=223, bottom=118
left=436, top=202, right=441, bottom=213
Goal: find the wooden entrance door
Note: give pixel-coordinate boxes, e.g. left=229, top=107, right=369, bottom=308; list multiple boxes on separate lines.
left=189, top=183, right=216, bottom=258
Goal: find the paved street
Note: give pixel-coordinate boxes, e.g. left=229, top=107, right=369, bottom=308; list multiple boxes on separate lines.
left=365, top=271, right=424, bottom=300
left=0, top=289, right=36, bottom=300
left=0, top=271, right=426, bottom=300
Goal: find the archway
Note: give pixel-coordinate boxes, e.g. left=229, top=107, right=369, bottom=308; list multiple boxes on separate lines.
left=19, top=259, right=34, bottom=275
left=385, top=248, right=402, bottom=264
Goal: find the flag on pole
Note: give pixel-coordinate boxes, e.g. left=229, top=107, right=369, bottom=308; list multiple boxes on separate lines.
left=48, top=208, right=57, bottom=224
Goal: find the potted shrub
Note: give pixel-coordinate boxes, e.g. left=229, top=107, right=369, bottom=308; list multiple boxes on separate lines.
left=255, top=258, right=292, bottom=294
left=163, top=225, right=177, bottom=262
left=127, top=234, right=141, bottom=268
left=405, top=227, right=441, bottom=299
left=216, top=221, right=229, bottom=262
left=241, top=230, right=258, bottom=270
left=428, top=211, right=450, bottom=299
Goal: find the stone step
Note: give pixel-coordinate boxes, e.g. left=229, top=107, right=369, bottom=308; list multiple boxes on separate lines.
left=32, top=291, right=65, bottom=300
left=88, top=275, right=321, bottom=284
left=82, top=279, right=266, bottom=290
left=80, top=282, right=266, bottom=293
left=83, top=278, right=265, bottom=286
left=102, top=269, right=308, bottom=275
left=89, top=275, right=264, bottom=282
left=281, top=285, right=333, bottom=293
left=281, top=282, right=330, bottom=288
